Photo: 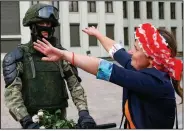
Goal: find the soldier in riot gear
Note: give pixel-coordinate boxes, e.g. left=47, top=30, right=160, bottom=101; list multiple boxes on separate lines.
left=3, top=3, right=96, bottom=129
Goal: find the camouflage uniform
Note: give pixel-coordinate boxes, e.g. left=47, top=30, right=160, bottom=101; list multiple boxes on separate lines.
left=3, top=3, right=96, bottom=129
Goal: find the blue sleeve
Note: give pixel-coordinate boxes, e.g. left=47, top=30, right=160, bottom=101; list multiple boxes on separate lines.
left=96, top=59, right=113, bottom=81
left=113, top=49, right=135, bottom=70
left=97, top=60, right=165, bottom=97
left=109, top=64, right=166, bottom=96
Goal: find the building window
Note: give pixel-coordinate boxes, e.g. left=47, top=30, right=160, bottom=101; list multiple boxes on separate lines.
left=88, top=24, right=98, bottom=46
left=106, top=24, right=114, bottom=40
left=105, top=1, right=113, bottom=13
left=182, top=27, right=184, bottom=44
left=70, top=24, right=80, bottom=47
left=124, top=27, right=129, bottom=46
left=123, top=1, right=127, bottom=18
left=170, top=3, right=176, bottom=19
left=146, top=2, right=152, bottom=19
left=182, top=3, right=183, bottom=19
left=1, top=39, right=21, bottom=53
left=134, top=1, right=140, bottom=18
left=1, top=1, right=21, bottom=53
left=69, top=1, right=78, bottom=12
left=88, top=1, right=96, bottom=13
left=159, top=2, right=164, bottom=19
left=171, top=27, right=177, bottom=40
left=1, top=2, right=20, bottom=35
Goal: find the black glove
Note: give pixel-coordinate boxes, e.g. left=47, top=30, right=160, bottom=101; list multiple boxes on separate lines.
left=20, top=115, right=40, bottom=129
left=78, top=110, right=96, bottom=129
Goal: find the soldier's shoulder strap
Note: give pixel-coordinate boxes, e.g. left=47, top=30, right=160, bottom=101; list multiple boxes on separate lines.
left=55, top=43, right=66, bottom=51
left=53, top=38, right=82, bottom=82
left=61, top=53, right=82, bottom=82
left=18, top=43, right=36, bottom=79
left=18, top=43, right=30, bottom=54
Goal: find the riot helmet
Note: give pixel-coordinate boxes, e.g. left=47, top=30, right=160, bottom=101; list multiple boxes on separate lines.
left=23, top=3, right=60, bottom=42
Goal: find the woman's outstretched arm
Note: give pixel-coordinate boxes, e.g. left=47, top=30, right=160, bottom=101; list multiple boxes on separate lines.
left=33, top=38, right=163, bottom=97
left=33, top=38, right=100, bottom=75
left=63, top=50, right=100, bottom=75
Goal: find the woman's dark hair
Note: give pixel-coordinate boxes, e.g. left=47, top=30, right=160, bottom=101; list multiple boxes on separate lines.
left=158, top=28, right=183, bottom=104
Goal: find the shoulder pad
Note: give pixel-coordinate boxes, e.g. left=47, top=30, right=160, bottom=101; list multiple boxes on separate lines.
left=3, top=47, right=23, bottom=67
left=3, top=47, right=23, bottom=87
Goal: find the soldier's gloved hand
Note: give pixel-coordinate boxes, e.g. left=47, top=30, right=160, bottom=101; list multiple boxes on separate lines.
left=78, top=110, right=96, bottom=129
left=20, top=115, right=40, bottom=129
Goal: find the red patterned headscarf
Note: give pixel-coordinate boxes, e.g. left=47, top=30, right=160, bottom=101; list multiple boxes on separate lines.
left=135, top=23, right=183, bottom=80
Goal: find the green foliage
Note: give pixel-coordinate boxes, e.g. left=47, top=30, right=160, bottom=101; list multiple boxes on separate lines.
left=33, top=109, right=76, bottom=129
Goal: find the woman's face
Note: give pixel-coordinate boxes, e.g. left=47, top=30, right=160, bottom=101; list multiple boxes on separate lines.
left=130, top=40, right=152, bottom=70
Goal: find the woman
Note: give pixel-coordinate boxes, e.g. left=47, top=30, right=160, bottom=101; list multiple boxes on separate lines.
left=33, top=23, right=183, bottom=129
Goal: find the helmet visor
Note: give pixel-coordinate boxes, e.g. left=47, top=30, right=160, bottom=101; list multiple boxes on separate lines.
left=38, top=6, right=59, bottom=20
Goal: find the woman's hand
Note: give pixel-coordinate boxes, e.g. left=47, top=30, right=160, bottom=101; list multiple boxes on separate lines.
left=82, top=26, right=115, bottom=53
left=82, top=26, right=101, bottom=37
left=33, top=38, right=64, bottom=62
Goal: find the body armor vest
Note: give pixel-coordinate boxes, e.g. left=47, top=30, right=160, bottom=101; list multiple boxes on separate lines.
left=20, top=41, right=69, bottom=114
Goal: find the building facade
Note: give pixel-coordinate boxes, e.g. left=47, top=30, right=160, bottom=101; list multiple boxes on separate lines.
left=1, top=0, right=184, bottom=59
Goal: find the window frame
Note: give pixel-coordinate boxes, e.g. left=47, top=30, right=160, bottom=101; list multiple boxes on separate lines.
left=69, top=1, right=79, bottom=12
left=1, top=1, right=21, bottom=53
left=146, top=2, right=152, bottom=19
left=123, top=1, right=127, bottom=18
left=88, top=1, right=96, bottom=13
left=105, top=1, right=113, bottom=13
left=124, top=27, right=129, bottom=46
left=159, top=2, right=164, bottom=19
left=134, top=1, right=140, bottom=19
left=170, top=2, right=176, bottom=19
left=88, top=24, right=98, bottom=46
left=70, top=23, right=81, bottom=47
left=171, top=27, right=177, bottom=40
left=106, top=24, right=115, bottom=40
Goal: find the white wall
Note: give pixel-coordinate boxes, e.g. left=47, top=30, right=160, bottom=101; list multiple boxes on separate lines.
left=19, top=1, right=31, bottom=44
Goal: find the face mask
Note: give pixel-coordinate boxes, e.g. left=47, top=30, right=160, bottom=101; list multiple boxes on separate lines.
left=31, top=24, right=55, bottom=44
